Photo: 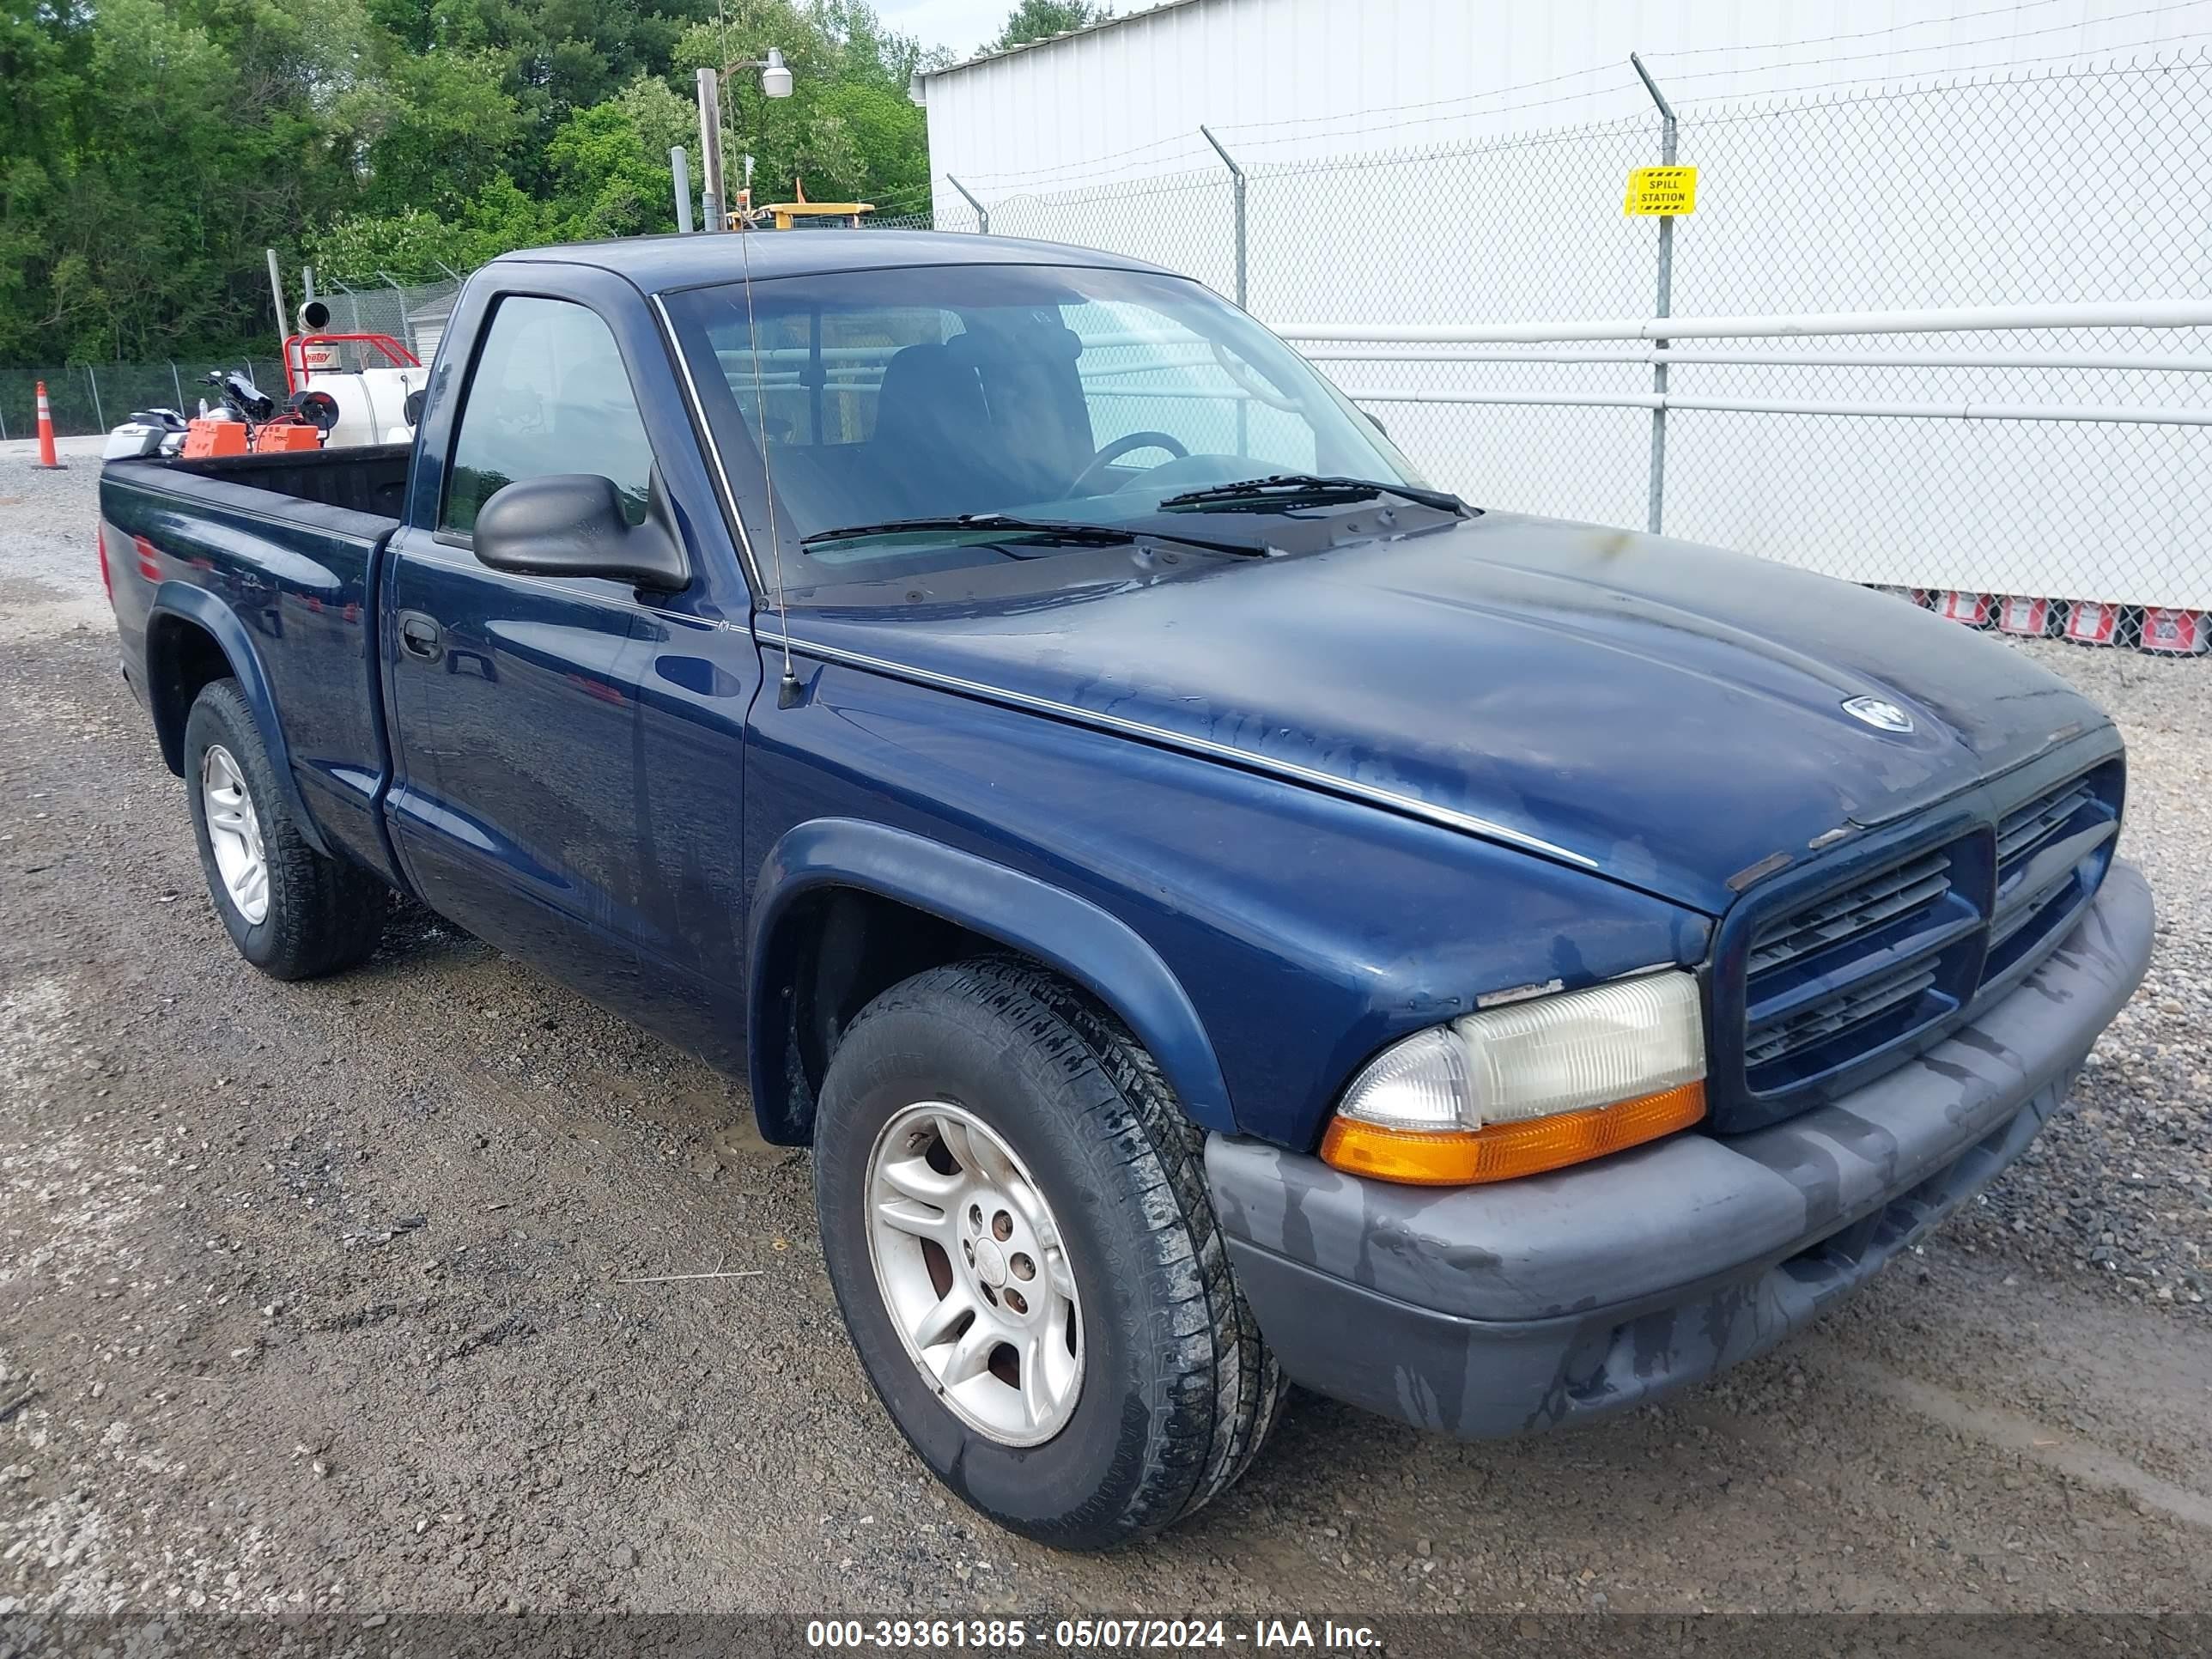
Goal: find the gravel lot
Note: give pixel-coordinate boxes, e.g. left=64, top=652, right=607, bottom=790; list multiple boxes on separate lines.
left=2, top=453, right=2209, bottom=1620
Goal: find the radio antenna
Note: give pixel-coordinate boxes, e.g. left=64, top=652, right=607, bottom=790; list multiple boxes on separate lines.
left=736, top=208, right=801, bottom=707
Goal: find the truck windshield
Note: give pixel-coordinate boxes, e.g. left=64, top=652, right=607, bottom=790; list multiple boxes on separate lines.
left=660, top=263, right=1429, bottom=584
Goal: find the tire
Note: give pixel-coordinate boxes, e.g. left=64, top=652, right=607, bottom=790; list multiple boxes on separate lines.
left=183, top=678, right=387, bottom=981
left=814, top=957, right=1285, bottom=1550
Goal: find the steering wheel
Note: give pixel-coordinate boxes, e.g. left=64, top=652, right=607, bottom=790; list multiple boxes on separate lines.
left=1067, top=430, right=1189, bottom=496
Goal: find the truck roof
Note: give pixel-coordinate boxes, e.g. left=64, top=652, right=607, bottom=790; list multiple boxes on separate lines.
left=485, top=228, right=1169, bottom=294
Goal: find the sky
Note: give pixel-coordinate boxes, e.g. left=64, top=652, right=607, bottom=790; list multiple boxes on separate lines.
left=877, top=0, right=1023, bottom=63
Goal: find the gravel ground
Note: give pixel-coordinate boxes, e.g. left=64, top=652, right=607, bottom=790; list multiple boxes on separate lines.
left=2, top=453, right=2209, bottom=1620
left=1953, top=637, right=2212, bottom=1311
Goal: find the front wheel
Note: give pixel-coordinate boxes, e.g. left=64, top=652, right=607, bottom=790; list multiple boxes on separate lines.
left=814, top=959, right=1285, bottom=1550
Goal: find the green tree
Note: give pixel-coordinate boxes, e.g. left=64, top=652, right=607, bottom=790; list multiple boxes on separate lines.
left=673, top=1, right=931, bottom=212
left=0, top=0, right=941, bottom=366
left=987, top=0, right=1109, bottom=53
left=3, top=0, right=372, bottom=362
left=343, top=48, right=526, bottom=218
left=809, top=80, right=927, bottom=204
left=544, top=85, right=691, bottom=239
left=310, top=180, right=556, bottom=279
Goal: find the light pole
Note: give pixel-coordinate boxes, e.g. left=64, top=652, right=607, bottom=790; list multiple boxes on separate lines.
left=721, top=47, right=793, bottom=228
left=687, top=51, right=790, bottom=232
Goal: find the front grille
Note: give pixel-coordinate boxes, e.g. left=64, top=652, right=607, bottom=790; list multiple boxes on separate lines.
left=1719, top=757, right=2123, bottom=1130
left=1986, top=778, right=2114, bottom=978
left=1746, top=849, right=1953, bottom=979
left=1742, top=846, right=1976, bottom=1097
left=1996, top=782, right=2094, bottom=866
left=1744, top=957, right=1939, bottom=1070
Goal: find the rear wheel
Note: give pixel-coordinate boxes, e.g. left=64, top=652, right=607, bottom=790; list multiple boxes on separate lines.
left=814, top=957, right=1285, bottom=1550
left=184, top=678, right=387, bottom=980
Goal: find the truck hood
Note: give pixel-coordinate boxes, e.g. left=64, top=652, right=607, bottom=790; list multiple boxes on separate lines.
left=786, top=513, right=2112, bottom=915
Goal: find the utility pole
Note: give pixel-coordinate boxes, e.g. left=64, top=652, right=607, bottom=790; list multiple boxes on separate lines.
left=696, top=69, right=727, bottom=232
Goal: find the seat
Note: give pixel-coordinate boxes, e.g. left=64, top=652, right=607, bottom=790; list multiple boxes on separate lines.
left=868, top=343, right=1002, bottom=514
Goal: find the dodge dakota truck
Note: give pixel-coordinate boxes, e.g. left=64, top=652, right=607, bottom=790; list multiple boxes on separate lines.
left=96, top=231, right=2153, bottom=1550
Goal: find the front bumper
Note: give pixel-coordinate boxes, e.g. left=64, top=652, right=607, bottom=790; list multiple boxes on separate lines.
left=1206, top=859, right=2154, bottom=1439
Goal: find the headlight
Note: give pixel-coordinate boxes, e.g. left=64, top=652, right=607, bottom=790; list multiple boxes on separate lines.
left=1320, top=971, right=1706, bottom=1186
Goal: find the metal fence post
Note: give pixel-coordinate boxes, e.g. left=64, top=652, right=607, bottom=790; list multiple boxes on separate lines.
left=1198, top=125, right=1248, bottom=309
left=1632, top=52, right=1677, bottom=538
left=1200, top=125, right=1251, bottom=453
left=265, top=247, right=287, bottom=342
left=947, top=174, right=988, bottom=235
left=87, top=364, right=105, bottom=432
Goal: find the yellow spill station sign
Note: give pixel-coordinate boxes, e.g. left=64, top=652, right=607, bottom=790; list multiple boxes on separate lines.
left=1625, top=166, right=1698, bottom=216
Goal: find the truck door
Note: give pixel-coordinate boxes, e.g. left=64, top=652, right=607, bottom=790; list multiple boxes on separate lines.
left=381, top=285, right=754, bottom=1026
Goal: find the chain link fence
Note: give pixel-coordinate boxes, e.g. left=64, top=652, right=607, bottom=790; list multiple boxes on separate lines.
left=1250, top=115, right=1668, bottom=535
left=1651, top=55, right=2212, bottom=647
left=922, top=52, right=2212, bottom=649
left=309, top=274, right=467, bottom=370
left=0, top=359, right=289, bottom=441
left=14, top=53, right=2209, bottom=649
left=3, top=275, right=462, bottom=441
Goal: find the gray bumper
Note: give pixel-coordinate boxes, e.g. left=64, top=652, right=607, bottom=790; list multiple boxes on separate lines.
left=1206, top=859, right=2155, bottom=1439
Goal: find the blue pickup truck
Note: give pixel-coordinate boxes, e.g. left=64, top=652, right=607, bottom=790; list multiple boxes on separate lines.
left=98, top=231, right=2152, bottom=1549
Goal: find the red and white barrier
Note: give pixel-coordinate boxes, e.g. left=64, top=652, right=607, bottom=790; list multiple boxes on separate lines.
left=1996, top=595, right=2060, bottom=636
left=2137, top=607, right=2209, bottom=655
left=1870, top=588, right=2212, bottom=657
left=1938, top=591, right=1995, bottom=627
left=2064, top=599, right=2121, bottom=646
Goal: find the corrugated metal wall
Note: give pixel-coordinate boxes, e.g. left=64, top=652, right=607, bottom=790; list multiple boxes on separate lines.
left=921, top=0, right=2212, bottom=206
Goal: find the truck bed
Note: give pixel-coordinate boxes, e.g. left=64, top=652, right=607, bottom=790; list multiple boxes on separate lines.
left=115, top=442, right=412, bottom=530
left=100, top=442, right=416, bottom=891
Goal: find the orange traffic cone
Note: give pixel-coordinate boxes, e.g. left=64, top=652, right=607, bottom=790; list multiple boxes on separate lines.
left=33, top=380, right=66, bottom=469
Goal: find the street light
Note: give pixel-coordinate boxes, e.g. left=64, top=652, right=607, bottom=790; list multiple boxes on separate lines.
left=730, top=46, right=793, bottom=99
left=715, top=47, right=793, bottom=229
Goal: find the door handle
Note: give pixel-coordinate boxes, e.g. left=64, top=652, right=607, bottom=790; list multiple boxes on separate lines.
left=398, top=611, right=445, bottom=662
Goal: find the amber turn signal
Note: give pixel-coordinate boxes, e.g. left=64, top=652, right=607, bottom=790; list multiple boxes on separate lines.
left=1319, top=1081, right=1707, bottom=1186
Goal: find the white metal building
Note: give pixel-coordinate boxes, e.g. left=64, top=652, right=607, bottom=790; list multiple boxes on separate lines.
left=911, top=0, right=2212, bottom=617
left=915, top=0, right=2212, bottom=204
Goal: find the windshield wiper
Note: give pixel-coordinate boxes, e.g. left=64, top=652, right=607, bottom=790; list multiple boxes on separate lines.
left=1159, top=474, right=1468, bottom=514
left=799, top=514, right=1264, bottom=557
left=802, top=514, right=1135, bottom=548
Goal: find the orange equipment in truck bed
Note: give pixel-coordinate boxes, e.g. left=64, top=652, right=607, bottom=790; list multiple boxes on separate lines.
left=180, top=419, right=249, bottom=459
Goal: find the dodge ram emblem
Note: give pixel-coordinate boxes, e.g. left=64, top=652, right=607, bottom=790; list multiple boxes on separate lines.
left=1843, top=696, right=1914, bottom=733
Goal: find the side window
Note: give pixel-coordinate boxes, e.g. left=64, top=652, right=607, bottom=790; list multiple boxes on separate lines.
left=441, top=295, right=658, bottom=537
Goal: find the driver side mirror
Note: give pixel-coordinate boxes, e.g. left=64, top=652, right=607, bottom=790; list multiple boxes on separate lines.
left=472, top=473, right=690, bottom=592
